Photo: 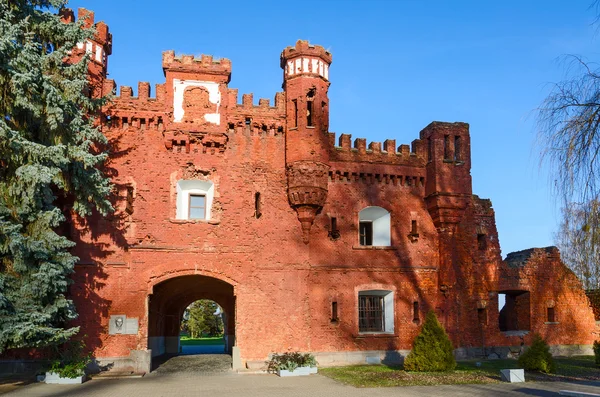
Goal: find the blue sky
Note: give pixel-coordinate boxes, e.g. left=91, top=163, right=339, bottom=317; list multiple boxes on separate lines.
left=67, top=0, right=599, bottom=257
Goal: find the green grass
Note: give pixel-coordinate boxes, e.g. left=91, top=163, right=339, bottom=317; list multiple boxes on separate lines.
left=318, top=356, right=600, bottom=388
left=179, top=336, right=224, bottom=346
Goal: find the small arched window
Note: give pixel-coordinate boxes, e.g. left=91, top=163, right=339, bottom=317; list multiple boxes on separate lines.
left=176, top=180, right=214, bottom=220
left=358, top=207, right=391, bottom=246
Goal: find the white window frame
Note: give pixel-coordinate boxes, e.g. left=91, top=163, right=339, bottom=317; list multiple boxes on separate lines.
left=176, top=180, right=214, bottom=220
left=358, top=207, right=391, bottom=246
left=358, top=290, right=394, bottom=334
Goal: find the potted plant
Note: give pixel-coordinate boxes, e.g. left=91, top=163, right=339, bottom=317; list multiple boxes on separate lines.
left=267, top=352, right=318, bottom=377
left=45, top=340, right=91, bottom=384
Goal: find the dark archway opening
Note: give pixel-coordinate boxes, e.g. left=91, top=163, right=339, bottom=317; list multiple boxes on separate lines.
left=148, top=275, right=235, bottom=372
left=498, top=290, right=530, bottom=332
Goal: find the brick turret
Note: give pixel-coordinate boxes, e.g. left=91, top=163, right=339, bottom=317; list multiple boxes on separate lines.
left=420, top=122, right=473, bottom=291
left=60, top=8, right=112, bottom=98
left=281, top=40, right=332, bottom=243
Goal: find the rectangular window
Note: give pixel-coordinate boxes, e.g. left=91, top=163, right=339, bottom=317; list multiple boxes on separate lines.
left=454, top=136, right=461, bottom=161
left=254, top=192, right=262, bottom=219
left=413, top=301, right=420, bottom=323
left=245, top=117, right=251, bottom=132
left=331, top=301, right=338, bottom=322
left=411, top=220, right=418, bottom=235
left=307, top=100, right=313, bottom=126
left=477, top=234, right=487, bottom=251
left=125, top=186, right=134, bottom=214
left=478, top=308, right=488, bottom=325
left=189, top=194, right=206, bottom=220
left=444, top=134, right=450, bottom=159
left=547, top=307, right=556, bottom=322
left=328, top=217, right=340, bottom=240
left=359, top=221, right=373, bottom=246
left=359, top=295, right=384, bottom=332
left=292, top=100, right=298, bottom=127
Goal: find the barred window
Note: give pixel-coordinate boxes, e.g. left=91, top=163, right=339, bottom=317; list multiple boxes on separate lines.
left=358, top=290, right=394, bottom=333
left=359, top=295, right=384, bottom=332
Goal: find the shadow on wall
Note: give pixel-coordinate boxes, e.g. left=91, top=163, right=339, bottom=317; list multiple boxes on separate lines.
left=67, top=132, right=134, bottom=359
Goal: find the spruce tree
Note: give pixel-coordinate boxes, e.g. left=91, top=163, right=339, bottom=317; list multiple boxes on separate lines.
left=404, top=310, right=456, bottom=372
left=0, top=0, right=112, bottom=352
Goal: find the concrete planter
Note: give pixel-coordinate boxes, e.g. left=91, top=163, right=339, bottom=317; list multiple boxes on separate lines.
left=277, top=366, right=317, bottom=377
left=44, top=371, right=87, bottom=384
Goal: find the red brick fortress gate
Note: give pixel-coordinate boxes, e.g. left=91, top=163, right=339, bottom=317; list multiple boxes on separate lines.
left=38, top=8, right=598, bottom=376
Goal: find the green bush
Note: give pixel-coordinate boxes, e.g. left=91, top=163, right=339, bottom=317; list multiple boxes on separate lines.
left=518, top=334, right=556, bottom=374
left=267, top=352, right=317, bottom=372
left=48, top=339, right=91, bottom=379
left=593, top=340, right=600, bottom=367
left=403, top=310, right=456, bottom=372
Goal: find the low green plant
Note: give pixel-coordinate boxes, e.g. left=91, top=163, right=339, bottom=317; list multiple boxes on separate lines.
left=593, top=340, right=600, bottom=367
left=48, top=339, right=92, bottom=379
left=403, top=310, right=456, bottom=372
left=518, top=334, right=556, bottom=374
left=267, top=352, right=318, bottom=373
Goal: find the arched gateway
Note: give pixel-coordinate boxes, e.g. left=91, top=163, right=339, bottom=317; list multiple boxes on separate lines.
left=148, top=275, right=235, bottom=363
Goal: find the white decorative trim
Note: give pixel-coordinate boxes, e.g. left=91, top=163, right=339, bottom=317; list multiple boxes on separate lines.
left=176, top=180, right=214, bottom=220
left=172, top=79, right=221, bottom=124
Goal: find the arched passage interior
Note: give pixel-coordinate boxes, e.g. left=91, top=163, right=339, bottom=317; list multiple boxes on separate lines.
left=148, top=275, right=235, bottom=359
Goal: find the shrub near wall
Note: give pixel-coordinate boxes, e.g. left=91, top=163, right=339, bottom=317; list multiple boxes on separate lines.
left=593, top=340, right=600, bottom=367
left=518, top=334, right=556, bottom=374
left=403, top=311, right=456, bottom=372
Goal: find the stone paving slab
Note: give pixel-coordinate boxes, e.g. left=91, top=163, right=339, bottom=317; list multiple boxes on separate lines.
left=4, top=373, right=600, bottom=397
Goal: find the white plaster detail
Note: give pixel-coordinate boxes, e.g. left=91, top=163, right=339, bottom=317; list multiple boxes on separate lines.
left=303, top=57, right=309, bottom=74
left=286, top=57, right=329, bottom=81
left=172, top=79, right=221, bottom=124
left=95, top=46, right=103, bottom=62
left=85, top=40, right=92, bottom=54
left=76, top=42, right=84, bottom=50
left=176, top=179, right=214, bottom=220
left=359, top=206, right=391, bottom=246
left=311, top=58, right=319, bottom=73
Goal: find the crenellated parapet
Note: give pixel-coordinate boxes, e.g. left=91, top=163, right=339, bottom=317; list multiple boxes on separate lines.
left=162, top=51, right=231, bottom=83
left=226, top=89, right=286, bottom=134
left=102, top=81, right=167, bottom=131
left=329, top=133, right=426, bottom=166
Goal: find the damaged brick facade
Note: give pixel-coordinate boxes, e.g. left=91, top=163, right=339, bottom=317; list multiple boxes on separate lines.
left=56, top=9, right=600, bottom=372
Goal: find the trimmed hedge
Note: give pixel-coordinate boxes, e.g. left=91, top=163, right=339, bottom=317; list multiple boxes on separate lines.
left=403, top=310, right=456, bottom=372
left=518, top=334, right=556, bottom=373
left=594, top=340, right=600, bottom=367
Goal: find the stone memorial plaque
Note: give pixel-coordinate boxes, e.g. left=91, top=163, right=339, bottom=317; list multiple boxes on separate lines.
left=109, top=315, right=126, bottom=335
left=125, top=318, right=139, bottom=335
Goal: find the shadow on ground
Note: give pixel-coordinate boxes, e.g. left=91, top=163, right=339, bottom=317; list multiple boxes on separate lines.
left=150, top=354, right=232, bottom=376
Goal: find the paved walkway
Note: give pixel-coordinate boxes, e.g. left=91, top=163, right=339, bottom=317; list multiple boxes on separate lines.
left=4, top=370, right=600, bottom=397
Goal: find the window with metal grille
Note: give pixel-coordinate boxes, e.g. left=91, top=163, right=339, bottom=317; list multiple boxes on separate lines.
left=359, top=295, right=384, bottom=332
left=189, top=194, right=206, bottom=220
left=359, top=221, right=373, bottom=246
